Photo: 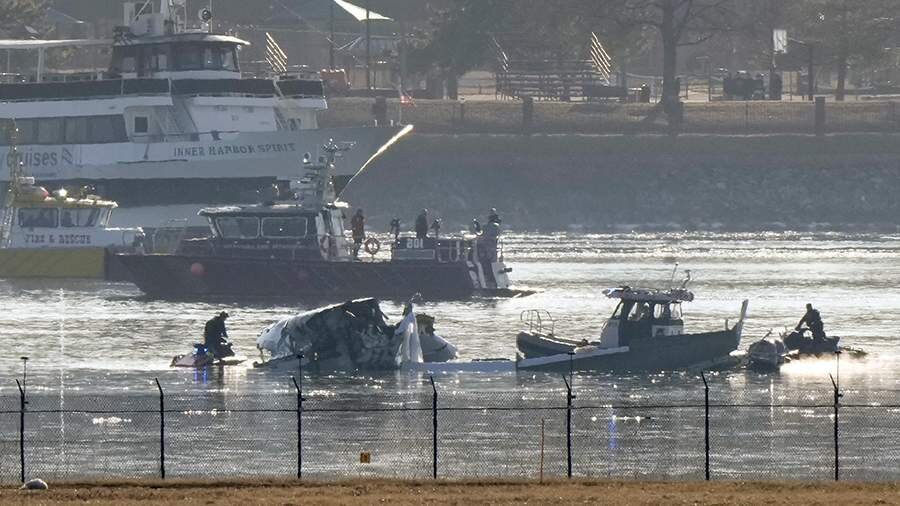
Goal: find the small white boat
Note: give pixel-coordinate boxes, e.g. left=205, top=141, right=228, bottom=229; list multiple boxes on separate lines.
left=516, top=269, right=749, bottom=373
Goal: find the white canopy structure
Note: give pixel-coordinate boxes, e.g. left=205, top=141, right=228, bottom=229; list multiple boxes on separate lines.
left=0, top=39, right=111, bottom=50
left=332, top=0, right=392, bottom=22
left=0, top=39, right=112, bottom=82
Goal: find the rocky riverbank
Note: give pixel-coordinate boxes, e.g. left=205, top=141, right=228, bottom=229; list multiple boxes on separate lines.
left=342, top=133, right=900, bottom=231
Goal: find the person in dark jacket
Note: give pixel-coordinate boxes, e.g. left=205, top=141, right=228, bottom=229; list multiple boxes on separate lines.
left=430, top=218, right=441, bottom=238
left=351, top=209, right=365, bottom=258
left=204, top=312, right=234, bottom=358
left=415, top=209, right=429, bottom=239
left=796, top=303, right=826, bottom=342
left=389, top=217, right=401, bottom=242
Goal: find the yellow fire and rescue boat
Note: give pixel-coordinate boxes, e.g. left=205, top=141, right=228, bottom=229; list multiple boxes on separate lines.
left=0, top=177, right=144, bottom=279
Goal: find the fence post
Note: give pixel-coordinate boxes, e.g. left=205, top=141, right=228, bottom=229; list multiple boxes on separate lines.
left=16, top=379, right=25, bottom=483
left=293, top=353, right=305, bottom=479
left=155, top=378, right=165, bottom=479
left=430, top=375, right=438, bottom=479
left=744, top=102, right=750, bottom=132
left=562, top=375, right=574, bottom=479
left=814, top=96, right=826, bottom=136
left=830, top=353, right=842, bottom=481
left=701, top=371, right=710, bottom=481
left=891, top=101, right=898, bottom=131
left=522, top=96, right=534, bottom=132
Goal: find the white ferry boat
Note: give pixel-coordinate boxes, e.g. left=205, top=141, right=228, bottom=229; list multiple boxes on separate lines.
left=0, top=0, right=409, bottom=228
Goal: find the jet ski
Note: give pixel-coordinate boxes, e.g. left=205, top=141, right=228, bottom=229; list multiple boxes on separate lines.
left=171, top=344, right=246, bottom=368
left=781, top=328, right=866, bottom=359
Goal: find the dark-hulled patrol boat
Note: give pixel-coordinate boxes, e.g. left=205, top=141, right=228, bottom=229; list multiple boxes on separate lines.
left=116, top=143, right=531, bottom=299
left=516, top=272, right=747, bottom=372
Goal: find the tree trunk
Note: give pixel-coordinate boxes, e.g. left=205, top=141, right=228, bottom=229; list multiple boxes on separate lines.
left=660, top=0, right=680, bottom=107
left=835, top=53, right=848, bottom=102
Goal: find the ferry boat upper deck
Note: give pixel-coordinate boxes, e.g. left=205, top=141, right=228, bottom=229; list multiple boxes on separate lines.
left=0, top=0, right=410, bottom=227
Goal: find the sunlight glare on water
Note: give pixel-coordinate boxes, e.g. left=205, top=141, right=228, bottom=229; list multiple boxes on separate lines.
left=1, top=231, right=899, bottom=394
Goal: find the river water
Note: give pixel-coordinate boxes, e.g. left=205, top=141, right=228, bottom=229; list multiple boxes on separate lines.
left=2, top=232, right=900, bottom=480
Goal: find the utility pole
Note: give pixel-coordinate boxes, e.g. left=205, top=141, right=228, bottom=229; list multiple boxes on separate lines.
left=365, top=0, right=371, bottom=90
left=329, top=0, right=335, bottom=69
left=807, top=44, right=814, bottom=101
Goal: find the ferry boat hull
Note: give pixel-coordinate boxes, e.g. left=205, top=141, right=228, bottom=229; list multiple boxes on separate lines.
left=0, top=125, right=409, bottom=228
left=116, top=253, right=499, bottom=299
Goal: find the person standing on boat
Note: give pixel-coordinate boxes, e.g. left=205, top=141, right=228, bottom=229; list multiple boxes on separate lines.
left=389, top=217, right=401, bottom=243
left=796, top=303, right=826, bottom=343
left=415, top=209, right=429, bottom=239
left=488, top=208, right=501, bottom=225
left=471, top=218, right=482, bottom=235
left=351, top=209, right=365, bottom=259
left=204, top=312, right=234, bottom=359
left=481, top=216, right=501, bottom=263
left=430, top=218, right=442, bottom=238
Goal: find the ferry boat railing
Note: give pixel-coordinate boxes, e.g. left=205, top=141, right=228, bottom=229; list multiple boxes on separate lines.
left=520, top=309, right=555, bottom=335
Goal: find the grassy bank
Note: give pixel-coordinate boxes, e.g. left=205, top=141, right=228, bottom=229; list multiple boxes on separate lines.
left=7, top=479, right=900, bottom=505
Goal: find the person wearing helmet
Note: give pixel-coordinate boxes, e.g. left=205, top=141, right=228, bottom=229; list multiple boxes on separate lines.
left=488, top=208, right=501, bottom=225
left=796, top=303, right=826, bottom=343
left=204, top=311, right=234, bottom=359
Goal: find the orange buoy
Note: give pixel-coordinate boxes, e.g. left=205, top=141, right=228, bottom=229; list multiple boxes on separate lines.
left=190, top=262, right=205, bottom=276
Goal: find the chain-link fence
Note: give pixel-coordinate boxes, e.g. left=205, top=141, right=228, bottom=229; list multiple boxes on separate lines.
left=4, top=372, right=900, bottom=483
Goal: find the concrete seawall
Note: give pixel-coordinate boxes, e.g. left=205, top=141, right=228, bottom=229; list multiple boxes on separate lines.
left=343, top=133, right=900, bottom=231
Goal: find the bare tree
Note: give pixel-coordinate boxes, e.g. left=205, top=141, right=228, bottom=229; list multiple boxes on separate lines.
left=602, top=0, right=735, bottom=107
left=0, top=0, right=46, bottom=34
left=787, top=0, right=895, bottom=100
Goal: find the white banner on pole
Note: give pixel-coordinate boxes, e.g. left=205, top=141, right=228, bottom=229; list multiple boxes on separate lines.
left=773, top=29, right=788, bottom=53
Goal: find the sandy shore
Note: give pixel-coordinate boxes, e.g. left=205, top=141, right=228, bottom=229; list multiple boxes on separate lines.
left=5, top=480, right=900, bottom=505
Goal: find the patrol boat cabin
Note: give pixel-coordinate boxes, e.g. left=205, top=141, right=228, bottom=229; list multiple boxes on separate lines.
left=115, top=146, right=525, bottom=299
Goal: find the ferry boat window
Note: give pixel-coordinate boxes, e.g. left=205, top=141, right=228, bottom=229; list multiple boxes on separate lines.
left=89, top=116, right=127, bottom=143
left=134, top=117, right=149, bottom=134
left=174, top=44, right=238, bottom=71
left=37, top=118, right=63, bottom=144
left=61, top=208, right=100, bottom=228
left=65, top=117, right=89, bottom=144
left=16, top=119, right=37, bottom=144
left=216, top=217, right=259, bottom=239
left=110, top=46, right=138, bottom=75
left=670, top=303, right=683, bottom=319
left=262, top=217, right=307, bottom=238
left=18, top=208, right=58, bottom=228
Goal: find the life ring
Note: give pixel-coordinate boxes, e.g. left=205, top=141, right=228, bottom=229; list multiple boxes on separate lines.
left=319, top=235, right=332, bottom=257
left=364, top=237, right=381, bottom=255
